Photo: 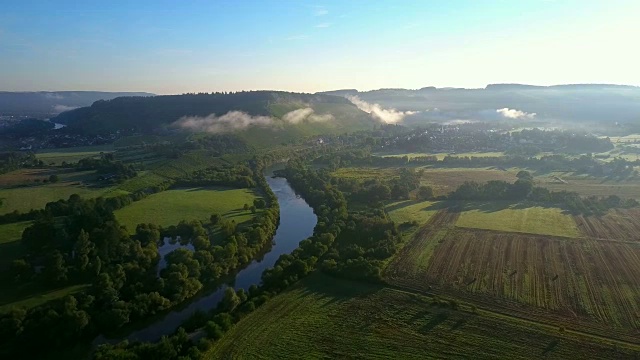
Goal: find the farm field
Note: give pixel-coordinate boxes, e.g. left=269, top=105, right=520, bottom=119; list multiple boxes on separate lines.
left=35, top=145, right=113, bottom=165
left=114, top=186, right=261, bottom=232
left=332, top=166, right=400, bottom=180
left=385, top=200, right=438, bottom=226
left=419, top=167, right=519, bottom=196
left=574, top=209, right=640, bottom=241
left=386, top=212, right=640, bottom=341
left=208, top=274, right=637, bottom=359
left=539, top=177, right=640, bottom=199
left=455, top=205, right=580, bottom=238
left=376, top=151, right=505, bottom=160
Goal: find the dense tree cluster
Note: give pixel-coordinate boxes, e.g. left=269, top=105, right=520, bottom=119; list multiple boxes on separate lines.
left=0, top=152, right=42, bottom=175
left=0, top=161, right=280, bottom=358
left=77, top=153, right=137, bottom=182
left=176, top=164, right=257, bottom=188
left=447, top=171, right=638, bottom=215
left=321, top=210, right=400, bottom=282
left=330, top=167, right=424, bottom=204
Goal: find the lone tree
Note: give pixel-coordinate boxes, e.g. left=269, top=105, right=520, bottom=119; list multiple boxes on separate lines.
left=416, top=185, right=434, bottom=201
left=49, top=174, right=60, bottom=183
left=516, top=170, right=533, bottom=181
left=253, top=198, right=266, bottom=209
left=221, top=287, right=241, bottom=312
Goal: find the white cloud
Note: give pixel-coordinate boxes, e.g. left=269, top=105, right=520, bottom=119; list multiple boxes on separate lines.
left=315, top=23, right=331, bottom=28
left=347, top=95, right=417, bottom=124
left=52, top=104, right=78, bottom=113
left=314, top=8, right=328, bottom=16
left=173, top=111, right=273, bottom=133
left=282, top=107, right=333, bottom=124
left=286, top=35, right=309, bottom=41
left=496, top=108, right=537, bottom=120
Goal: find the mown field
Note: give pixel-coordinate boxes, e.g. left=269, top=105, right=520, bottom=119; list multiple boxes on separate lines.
left=208, top=274, right=637, bottom=359
left=455, top=205, right=580, bottom=238
left=114, top=187, right=261, bottom=232
left=386, top=210, right=640, bottom=341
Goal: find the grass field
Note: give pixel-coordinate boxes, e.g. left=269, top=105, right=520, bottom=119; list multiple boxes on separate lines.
left=456, top=205, right=580, bottom=238
left=0, top=221, right=31, bottom=243
left=0, top=221, right=31, bottom=270
left=35, top=145, right=113, bottom=165
left=114, top=187, right=261, bottom=232
left=0, top=284, right=88, bottom=313
left=208, top=273, right=637, bottom=359
left=0, top=182, right=127, bottom=215
left=385, top=200, right=438, bottom=226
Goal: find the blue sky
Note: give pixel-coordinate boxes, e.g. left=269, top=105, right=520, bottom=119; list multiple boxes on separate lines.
left=1, top=0, right=638, bottom=93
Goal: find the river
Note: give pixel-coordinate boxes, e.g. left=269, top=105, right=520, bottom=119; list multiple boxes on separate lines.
left=116, top=168, right=317, bottom=342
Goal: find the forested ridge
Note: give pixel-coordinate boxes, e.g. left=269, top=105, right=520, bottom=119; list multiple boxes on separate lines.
left=52, top=91, right=357, bottom=134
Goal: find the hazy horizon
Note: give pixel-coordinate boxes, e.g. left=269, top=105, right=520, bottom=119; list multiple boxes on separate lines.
left=2, top=0, right=639, bottom=94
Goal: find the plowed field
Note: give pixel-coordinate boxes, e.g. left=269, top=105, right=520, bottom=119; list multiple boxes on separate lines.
left=386, top=210, right=640, bottom=342
left=574, top=209, right=640, bottom=241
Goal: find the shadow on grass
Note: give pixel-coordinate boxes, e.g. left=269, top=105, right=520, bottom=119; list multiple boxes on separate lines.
left=451, top=318, right=467, bottom=330
left=422, top=200, right=568, bottom=214
left=542, top=340, right=559, bottom=355
left=420, top=311, right=449, bottom=333
left=384, top=200, right=417, bottom=213
left=294, top=273, right=383, bottom=309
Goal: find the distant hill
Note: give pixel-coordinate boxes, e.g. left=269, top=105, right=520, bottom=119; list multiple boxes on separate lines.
left=319, top=84, right=640, bottom=125
left=485, top=83, right=638, bottom=90
left=50, top=91, right=376, bottom=145
left=0, top=91, right=154, bottom=118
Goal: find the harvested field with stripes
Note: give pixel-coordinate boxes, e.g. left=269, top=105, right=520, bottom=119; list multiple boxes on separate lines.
left=574, top=209, right=640, bottom=241
left=386, top=210, right=640, bottom=343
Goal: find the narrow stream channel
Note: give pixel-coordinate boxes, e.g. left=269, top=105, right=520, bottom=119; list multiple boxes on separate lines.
left=113, top=168, right=317, bottom=343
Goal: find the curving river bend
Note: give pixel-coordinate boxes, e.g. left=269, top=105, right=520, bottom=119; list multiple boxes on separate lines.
left=117, top=167, right=317, bottom=343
